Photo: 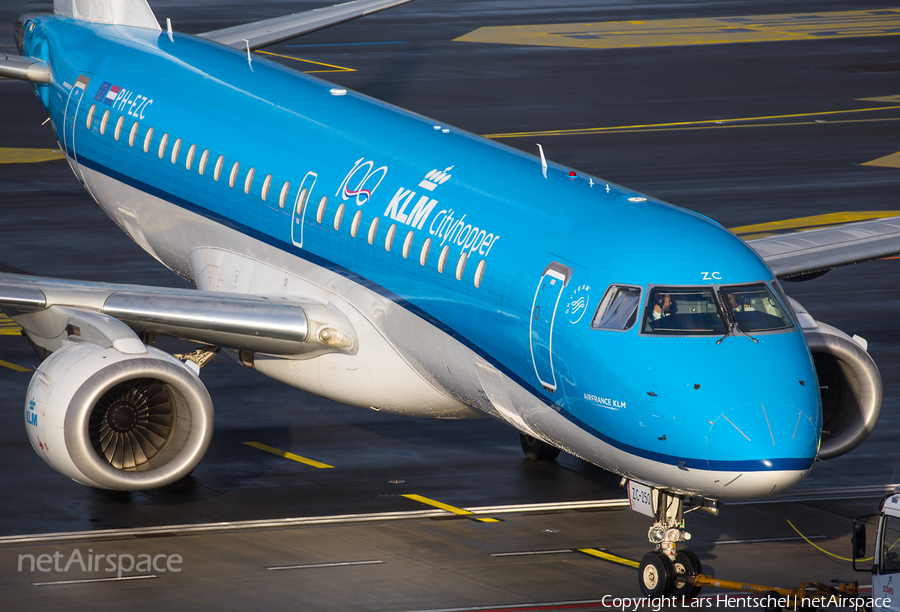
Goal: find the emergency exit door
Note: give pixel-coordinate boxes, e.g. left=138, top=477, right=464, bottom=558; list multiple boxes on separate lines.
left=529, top=262, right=572, bottom=392
left=291, top=171, right=317, bottom=248
left=63, top=75, right=90, bottom=184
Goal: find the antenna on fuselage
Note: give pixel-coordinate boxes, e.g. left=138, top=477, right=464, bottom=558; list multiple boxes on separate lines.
left=537, top=143, right=547, bottom=178
left=166, top=18, right=173, bottom=42
left=243, top=39, right=252, bottom=65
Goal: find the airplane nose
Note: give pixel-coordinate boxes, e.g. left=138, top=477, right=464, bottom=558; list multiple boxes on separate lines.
left=706, top=402, right=818, bottom=475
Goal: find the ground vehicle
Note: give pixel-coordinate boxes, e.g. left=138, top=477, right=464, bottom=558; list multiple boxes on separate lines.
left=854, top=488, right=900, bottom=611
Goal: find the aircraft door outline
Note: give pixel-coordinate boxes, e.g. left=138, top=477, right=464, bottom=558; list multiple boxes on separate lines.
left=63, top=75, right=90, bottom=184
left=291, top=171, right=317, bottom=248
left=529, top=261, right=572, bottom=392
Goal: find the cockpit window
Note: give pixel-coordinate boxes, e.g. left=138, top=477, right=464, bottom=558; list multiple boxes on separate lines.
left=592, top=285, right=642, bottom=331
left=643, top=287, right=726, bottom=335
left=720, top=283, right=794, bottom=332
left=770, top=279, right=798, bottom=324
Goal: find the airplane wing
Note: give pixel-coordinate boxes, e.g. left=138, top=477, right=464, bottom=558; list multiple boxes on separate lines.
left=0, top=273, right=357, bottom=357
left=0, top=53, right=50, bottom=83
left=746, top=216, right=900, bottom=279
left=198, top=0, right=414, bottom=51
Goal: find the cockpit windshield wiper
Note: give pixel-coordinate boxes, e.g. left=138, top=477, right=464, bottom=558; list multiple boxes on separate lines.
left=716, top=289, right=758, bottom=345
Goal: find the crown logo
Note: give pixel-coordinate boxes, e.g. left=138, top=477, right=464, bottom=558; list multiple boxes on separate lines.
left=418, top=166, right=453, bottom=191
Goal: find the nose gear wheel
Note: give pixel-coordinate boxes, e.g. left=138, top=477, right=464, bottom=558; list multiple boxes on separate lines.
left=639, top=551, right=674, bottom=597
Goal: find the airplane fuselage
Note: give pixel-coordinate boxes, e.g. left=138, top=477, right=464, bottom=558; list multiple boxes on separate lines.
left=18, top=13, right=822, bottom=500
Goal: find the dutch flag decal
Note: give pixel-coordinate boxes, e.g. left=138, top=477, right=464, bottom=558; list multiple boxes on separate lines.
left=103, top=85, right=121, bottom=106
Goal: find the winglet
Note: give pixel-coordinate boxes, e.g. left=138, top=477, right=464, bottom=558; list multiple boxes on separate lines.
left=54, top=0, right=161, bottom=31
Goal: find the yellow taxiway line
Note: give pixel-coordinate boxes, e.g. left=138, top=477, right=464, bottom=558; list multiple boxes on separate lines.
left=730, top=211, right=900, bottom=239
left=456, top=9, right=900, bottom=50
left=402, top=494, right=499, bottom=522
left=243, top=441, right=333, bottom=468
left=0, top=359, right=31, bottom=372
left=864, top=151, right=900, bottom=169
left=578, top=548, right=640, bottom=568
left=254, top=50, right=355, bottom=73
left=0, top=147, right=64, bottom=164
left=0, top=312, right=23, bottom=335
left=482, top=105, right=900, bottom=139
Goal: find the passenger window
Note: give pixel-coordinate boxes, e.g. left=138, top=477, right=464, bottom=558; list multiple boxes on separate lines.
left=474, top=259, right=486, bottom=288
left=171, top=138, right=181, bottom=164
left=100, top=110, right=110, bottom=135
left=114, top=116, right=124, bottom=141
left=213, top=155, right=224, bottom=181
left=420, top=237, right=431, bottom=266
left=185, top=144, right=196, bottom=170
left=158, top=133, right=169, bottom=159
left=385, top=223, right=396, bottom=251
left=261, top=174, right=272, bottom=200
left=367, top=217, right=379, bottom=245
left=402, top=231, right=414, bottom=258
left=592, top=285, right=642, bottom=331
left=643, top=287, right=726, bottom=335
left=86, top=104, right=96, bottom=129
left=244, top=167, right=255, bottom=194
left=229, top=161, right=240, bottom=188
left=334, top=203, right=345, bottom=230
left=437, top=245, right=449, bottom=273
left=129, top=122, right=139, bottom=147
left=278, top=181, right=290, bottom=208
left=143, top=127, right=154, bottom=153
left=350, top=210, right=362, bottom=237
left=296, top=188, right=307, bottom=216
left=316, top=196, right=327, bottom=223
left=455, top=252, right=468, bottom=280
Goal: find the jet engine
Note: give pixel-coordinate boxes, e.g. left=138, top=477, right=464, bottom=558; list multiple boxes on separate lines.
left=25, top=342, right=214, bottom=490
left=790, top=299, right=882, bottom=460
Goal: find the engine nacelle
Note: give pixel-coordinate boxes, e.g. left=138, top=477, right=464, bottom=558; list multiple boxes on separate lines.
left=790, top=299, right=882, bottom=460
left=25, top=342, right=214, bottom=490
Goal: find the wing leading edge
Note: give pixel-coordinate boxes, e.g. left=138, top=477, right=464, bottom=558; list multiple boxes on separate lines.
left=0, top=53, right=50, bottom=83
left=747, top=216, right=900, bottom=279
left=0, top=273, right=357, bottom=357
left=198, top=0, right=414, bottom=51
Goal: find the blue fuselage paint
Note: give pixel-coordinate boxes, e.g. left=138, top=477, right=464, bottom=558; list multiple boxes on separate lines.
left=19, top=14, right=822, bottom=496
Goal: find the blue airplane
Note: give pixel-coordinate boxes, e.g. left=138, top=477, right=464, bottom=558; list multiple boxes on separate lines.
left=0, top=0, right=894, bottom=596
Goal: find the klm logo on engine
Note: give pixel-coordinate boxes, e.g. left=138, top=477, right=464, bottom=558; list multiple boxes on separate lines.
left=383, top=167, right=453, bottom=230
left=26, top=398, right=37, bottom=427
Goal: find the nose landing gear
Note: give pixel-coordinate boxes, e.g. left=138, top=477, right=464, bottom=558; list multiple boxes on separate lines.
left=638, top=489, right=704, bottom=598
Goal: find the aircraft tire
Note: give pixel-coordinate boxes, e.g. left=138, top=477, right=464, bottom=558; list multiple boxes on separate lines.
left=519, top=433, right=561, bottom=461
left=638, top=551, right=674, bottom=597
left=672, top=550, right=703, bottom=598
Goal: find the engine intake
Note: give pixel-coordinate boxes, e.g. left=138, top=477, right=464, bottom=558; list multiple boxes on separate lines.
left=26, top=342, right=213, bottom=490
left=791, top=299, right=882, bottom=460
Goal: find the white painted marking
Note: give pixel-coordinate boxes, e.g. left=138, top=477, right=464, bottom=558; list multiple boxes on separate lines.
left=490, top=549, right=573, bottom=557
left=33, top=574, right=157, bottom=586
left=716, top=535, right=827, bottom=544
left=403, top=599, right=607, bottom=612
left=0, top=500, right=629, bottom=545
left=267, top=560, right=384, bottom=571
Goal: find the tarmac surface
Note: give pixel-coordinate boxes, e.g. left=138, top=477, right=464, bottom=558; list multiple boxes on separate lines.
left=0, top=1, right=898, bottom=610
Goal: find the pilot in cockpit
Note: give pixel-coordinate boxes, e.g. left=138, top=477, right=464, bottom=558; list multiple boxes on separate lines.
left=725, top=291, right=755, bottom=313
left=651, top=293, right=674, bottom=320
